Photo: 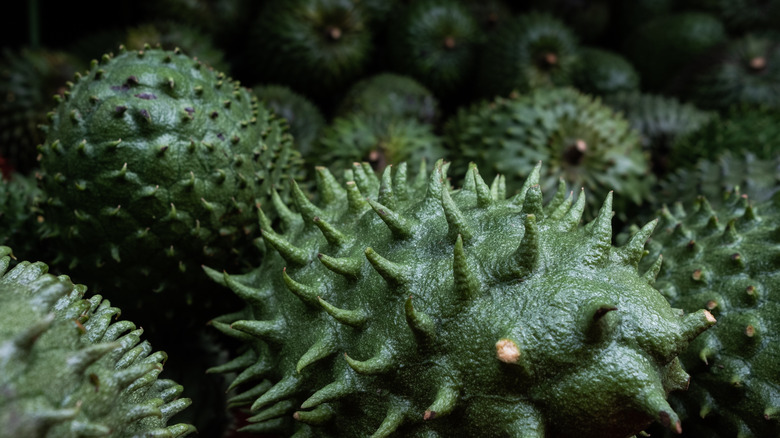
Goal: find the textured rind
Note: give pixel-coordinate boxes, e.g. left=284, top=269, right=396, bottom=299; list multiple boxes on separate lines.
left=335, top=73, right=440, bottom=126
left=640, top=193, right=780, bottom=437
left=476, top=12, right=579, bottom=99
left=0, top=173, right=44, bottom=261
left=253, top=84, right=326, bottom=160
left=124, top=21, right=230, bottom=73
left=207, top=160, right=714, bottom=437
left=387, top=0, right=482, bottom=99
left=571, top=47, right=640, bottom=97
left=444, top=87, right=652, bottom=219
left=0, top=247, right=195, bottom=437
left=37, top=46, right=303, bottom=296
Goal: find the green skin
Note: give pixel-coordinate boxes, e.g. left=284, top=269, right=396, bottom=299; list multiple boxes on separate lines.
left=207, top=160, right=714, bottom=437
left=641, top=193, right=780, bottom=437
left=37, top=46, right=302, bottom=299
left=571, top=47, right=640, bottom=97
left=335, top=73, right=440, bottom=126
left=444, top=87, right=651, bottom=220
left=0, top=247, right=195, bottom=437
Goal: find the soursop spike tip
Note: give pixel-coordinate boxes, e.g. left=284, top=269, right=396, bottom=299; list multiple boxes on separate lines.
left=301, top=378, right=354, bottom=410
left=562, top=188, right=587, bottom=229
left=296, top=331, right=337, bottom=373
left=617, top=219, right=658, bottom=268
left=511, top=214, right=540, bottom=279
left=317, top=296, right=368, bottom=327
left=317, top=253, right=362, bottom=279
left=248, top=400, right=296, bottom=424
left=314, top=166, right=346, bottom=207
left=262, top=229, right=309, bottom=266
left=404, top=295, right=436, bottom=342
left=345, top=181, right=369, bottom=216
left=313, top=216, right=349, bottom=247
left=294, top=404, right=335, bottom=425
left=250, top=375, right=302, bottom=412
left=442, top=185, right=473, bottom=242
left=371, top=404, right=409, bottom=438
left=378, top=166, right=396, bottom=209
left=521, top=185, right=544, bottom=217
left=453, top=234, right=481, bottom=301
left=283, top=267, right=321, bottom=307
left=291, top=179, right=322, bottom=224
left=368, top=199, right=413, bottom=239
left=583, top=192, right=614, bottom=267
left=423, top=375, right=460, bottom=421
left=230, top=319, right=286, bottom=344
left=365, top=247, right=411, bottom=287
left=472, top=165, right=493, bottom=207
left=344, top=348, right=395, bottom=375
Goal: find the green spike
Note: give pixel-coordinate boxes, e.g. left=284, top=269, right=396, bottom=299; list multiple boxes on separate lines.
left=424, top=159, right=447, bottom=202
left=317, top=296, right=368, bottom=327
left=68, top=342, right=120, bottom=375
left=250, top=375, right=302, bottom=412
left=378, top=165, right=396, bottom=210
left=521, top=185, right=544, bottom=217
left=313, top=216, right=349, bottom=247
left=294, top=404, right=335, bottom=425
left=317, top=253, right=362, bottom=279
left=345, top=181, right=370, bottom=216
left=271, top=188, right=300, bottom=232
left=617, top=219, right=658, bottom=268
left=583, top=192, right=613, bottom=268
left=292, top=180, right=322, bottom=223
left=639, top=391, right=682, bottom=435
left=315, top=166, right=345, bottom=206
left=247, top=400, right=296, bottom=423
left=461, top=163, right=478, bottom=193
left=229, top=357, right=273, bottom=391
left=512, top=215, right=540, bottom=279
left=116, top=363, right=159, bottom=389
left=207, top=349, right=256, bottom=374
left=392, top=162, right=409, bottom=204
left=352, top=162, right=378, bottom=195
left=441, top=186, right=473, bottom=242
left=368, top=199, right=413, bottom=239
left=549, top=189, right=574, bottom=221
left=423, top=377, right=460, bottom=420
left=453, top=234, right=480, bottom=300
left=296, top=331, right=337, bottom=373
left=13, top=314, right=55, bottom=352
left=231, top=319, right=286, bottom=344
left=223, top=271, right=270, bottom=308
left=370, top=403, right=408, bottom=438
left=262, top=229, right=309, bottom=266
left=344, top=348, right=394, bottom=375
left=642, top=255, right=663, bottom=286
left=516, top=161, right=542, bottom=203
left=228, top=380, right=272, bottom=407
left=546, top=179, right=568, bottom=215
left=126, top=398, right=164, bottom=422
left=365, top=247, right=411, bottom=287
left=720, top=219, right=740, bottom=244
left=678, top=310, right=717, bottom=347
left=301, top=379, right=354, bottom=409
left=472, top=165, right=493, bottom=207
left=283, top=268, right=320, bottom=307
left=413, top=159, right=428, bottom=191
left=405, top=296, right=436, bottom=342
left=665, top=357, right=691, bottom=392
left=561, top=188, right=586, bottom=229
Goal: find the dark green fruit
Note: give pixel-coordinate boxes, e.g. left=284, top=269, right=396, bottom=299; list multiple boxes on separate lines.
left=476, top=12, right=579, bottom=98
left=37, top=46, right=303, bottom=302
left=640, top=192, right=780, bottom=437
left=0, top=247, right=195, bottom=437
left=683, top=0, right=780, bottom=33
left=0, top=172, right=43, bottom=261
left=528, top=0, right=611, bottom=43
left=623, top=12, right=726, bottom=91
left=316, top=114, right=445, bottom=174
left=124, top=22, right=230, bottom=73
left=246, top=0, right=373, bottom=101
left=253, top=84, right=326, bottom=160
left=206, top=160, right=714, bottom=437
left=571, top=47, right=640, bottom=96
left=444, top=87, right=651, bottom=219
left=387, top=0, right=481, bottom=100
left=335, top=73, right=440, bottom=126
left=691, top=33, right=780, bottom=110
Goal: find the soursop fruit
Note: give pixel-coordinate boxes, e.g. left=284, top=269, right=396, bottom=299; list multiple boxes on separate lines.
left=640, top=192, right=780, bottom=437
left=37, top=46, right=303, bottom=306
left=0, top=247, right=195, bottom=437
left=205, top=160, right=715, bottom=437
left=444, top=87, right=651, bottom=220
left=0, top=172, right=44, bottom=261
left=571, top=47, right=640, bottom=96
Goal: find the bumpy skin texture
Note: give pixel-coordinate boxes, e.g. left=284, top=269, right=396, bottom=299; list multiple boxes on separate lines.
left=206, top=160, right=715, bottom=437
left=0, top=173, right=43, bottom=261
left=335, top=73, right=440, bottom=126
left=444, top=87, right=651, bottom=219
left=253, top=84, right=326, bottom=160
left=691, top=33, right=780, bottom=110
left=124, top=21, right=230, bottom=73
left=246, top=0, right=372, bottom=100
left=0, top=247, right=195, bottom=437
left=38, top=47, right=303, bottom=296
left=476, top=12, right=579, bottom=99
left=571, top=47, right=640, bottom=96
left=387, top=0, right=481, bottom=100
left=316, top=115, right=445, bottom=175
left=640, top=193, right=780, bottom=437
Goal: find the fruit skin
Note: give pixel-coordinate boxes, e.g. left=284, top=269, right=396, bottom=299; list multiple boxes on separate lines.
left=0, top=246, right=195, bottom=437
left=37, top=46, right=303, bottom=300
left=335, top=73, right=440, bottom=126
left=0, top=172, right=44, bottom=261
left=640, top=192, right=780, bottom=437
left=571, top=47, right=640, bottom=96
left=476, top=12, right=579, bottom=99
left=444, top=87, right=651, bottom=220
left=206, top=160, right=714, bottom=437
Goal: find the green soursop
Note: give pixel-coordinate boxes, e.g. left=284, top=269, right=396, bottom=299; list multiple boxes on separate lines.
left=0, top=172, right=44, bottom=261
left=444, top=87, right=651, bottom=220
left=0, top=247, right=195, bottom=437
left=37, top=46, right=303, bottom=305
left=205, top=160, right=715, bottom=437
left=335, top=73, right=440, bottom=126
left=640, top=192, right=780, bottom=437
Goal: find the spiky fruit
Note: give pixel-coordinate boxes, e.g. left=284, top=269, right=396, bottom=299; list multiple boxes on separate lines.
left=387, top=0, right=482, bottom=100
left=124, top=22, right=230, bottom=73
left=37, top=46, right=303, bottom=302
left=0, top=247, right=195, bottom=437
left=444, top=87, right=651, bottom=220
left=335, top=73, right=440, bottom=126
left=690, top=33, right=780, bottom=110
left=640, top=192, right=780, bottom=437
left=0, top=172, right=43, bottom=261
left=245, top=0, right=373, bottom=101
left=571, top=47, right=640, bottom=96
left=0, top=48, right=83, bottom=174
left=476, top=12, right=579, bottom=99
left=316, top=115, right=445, bottom=174
left=206, top=160, right=715, bottom=437
left=623, top=12, right=726, bottom=91
left=253, top=84, right=326, bottom=160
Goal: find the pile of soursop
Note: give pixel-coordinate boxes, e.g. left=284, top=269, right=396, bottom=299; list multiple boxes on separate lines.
left=2, top=1, right=779, bottom=436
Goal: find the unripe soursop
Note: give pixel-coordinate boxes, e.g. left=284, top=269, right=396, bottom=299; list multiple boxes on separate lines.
left=37, top=46, right=303, bottom=300
left=0, top=247, right=195, bottom=437
left=205, top=160, right=715, bottom=437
